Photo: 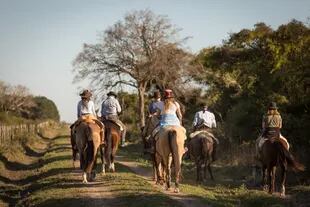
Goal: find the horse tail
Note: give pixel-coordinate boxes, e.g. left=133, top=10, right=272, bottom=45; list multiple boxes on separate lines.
left=168, top=130, right=181, bottom=170
left=276, top=142, right=305, bottom=172
left=81, top=124, right=95, bottom=173
left=168, top=130, right=176, bottom=154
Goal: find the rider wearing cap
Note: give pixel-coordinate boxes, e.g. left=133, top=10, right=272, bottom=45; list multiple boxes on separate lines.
left=192, top=104, right=218, bottom=161
left=101, top=91, right=127, bottom=147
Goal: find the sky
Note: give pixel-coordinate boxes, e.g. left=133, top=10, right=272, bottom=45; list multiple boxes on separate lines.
left=0, top=0, right=309, bottom=123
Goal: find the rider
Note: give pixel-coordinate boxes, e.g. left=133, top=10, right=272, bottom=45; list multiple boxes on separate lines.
left=148, top=91, right=162, bottom=117
left=157, top=89, right=182, bottom=127
left=101, top=91, right=127, bottom=147
left=256, top=102, right=289, bottom=157
left=192, top=104, right=218, bottom=161
left=77, top=90, right=97, bottom=119
left=72, top=89, right=104, bottom=145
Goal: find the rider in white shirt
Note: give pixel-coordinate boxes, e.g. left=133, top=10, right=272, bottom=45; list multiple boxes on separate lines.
left=193, top=107, right=216, bottom=129
left=192, top=104, right=218, bottom=161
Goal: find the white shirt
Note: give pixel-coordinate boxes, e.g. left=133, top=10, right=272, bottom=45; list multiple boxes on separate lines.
left=77, top=100, right=97, bottom=118
left=156, top=101, right=180, bottom=115
left=193, top=110, right=216, bottom=128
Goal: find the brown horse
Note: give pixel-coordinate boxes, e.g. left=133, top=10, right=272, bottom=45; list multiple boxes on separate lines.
left=70, top=124, right=79, bottom=168
left=74, top=120, right=102, bottom=183
left=188, top=133, right=214, bottom=183
left=155, top=126, right=186, bottom=193
left=101, top=120, right=121, bottom=173
left=141, top=115, right=162, bottom=182
left=260, top=139, right=304, bottom=196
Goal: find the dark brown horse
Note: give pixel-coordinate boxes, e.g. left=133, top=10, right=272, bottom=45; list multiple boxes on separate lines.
left=260, top=139, right=304, bottom=196
left=141, top=115, right=162, bottom=182
left=188, top=133, right=214, bottom=183
left=101, top=119, right=121, bottom=173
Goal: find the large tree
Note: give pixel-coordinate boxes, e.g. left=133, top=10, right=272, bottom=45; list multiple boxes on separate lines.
left=73, top=9, right=190, bottom=127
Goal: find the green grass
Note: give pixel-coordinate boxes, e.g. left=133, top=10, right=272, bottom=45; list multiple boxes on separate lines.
left=18, top=127, right=182, bottom=207
left=120, top=141, right=308, bottom=207
left=1, top=125, right=309, bottom=207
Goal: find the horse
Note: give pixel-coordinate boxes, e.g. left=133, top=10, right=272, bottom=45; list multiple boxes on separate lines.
left=74, top=120, right=103, bottom=183
left=260, top=139, right=305, bottom=196
left=101, top=119, right=121, bottom=173
left=70, top=124, right=79, bottom=168
left=155, top=126, right=187, bottom=193
left=141, top=115, right=163, bottom=182
left=188, top=132, right=214, bottom=183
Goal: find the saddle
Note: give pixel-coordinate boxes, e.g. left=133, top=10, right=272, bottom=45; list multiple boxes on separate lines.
left=73, top=116, right=104, bottom=142
left=102, top=117, right=123, bottom=131
left=189, top=130, right=219, bottom=144
left=258, top=135, right=289, bottom=151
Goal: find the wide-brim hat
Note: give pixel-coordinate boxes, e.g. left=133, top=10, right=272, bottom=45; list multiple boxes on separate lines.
left=164, top=89, right=174, bottom=99
left=269, top=102, right=278, bottom=109
left=79, top=90, right=92, bottom=98
left=107, top=91, right=117, bottom=97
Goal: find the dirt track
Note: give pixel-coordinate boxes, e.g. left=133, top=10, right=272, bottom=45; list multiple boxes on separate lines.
left=117, top=157, right=207, bottom=207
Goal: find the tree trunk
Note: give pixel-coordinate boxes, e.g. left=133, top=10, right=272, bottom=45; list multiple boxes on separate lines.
left=138, top=81, right=146, bottom=128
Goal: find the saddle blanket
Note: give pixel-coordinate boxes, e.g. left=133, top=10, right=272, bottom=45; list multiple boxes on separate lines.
left=258, top=134, right=290, bottom=150
left=189, top=131, right=219, bottom=144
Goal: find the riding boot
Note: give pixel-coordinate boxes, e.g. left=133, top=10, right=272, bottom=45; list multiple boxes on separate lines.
left=212, top=143, right=217, bottom=161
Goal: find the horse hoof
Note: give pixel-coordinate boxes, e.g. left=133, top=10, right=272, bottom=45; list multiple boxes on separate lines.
left=174, top=188, right=180, bottom=193
left=165, top=187, right=171, bottom=191
left=82, top=180, right=88, bottom=184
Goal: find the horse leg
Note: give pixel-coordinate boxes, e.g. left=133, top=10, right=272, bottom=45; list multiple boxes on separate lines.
left=110, top=154, right=115, bottom=172
left=100, top=146, right=105, bottom=174
left=280, top=162, right=287, bottom=197
left=262, top=165, right=268, bottom=191
left=164, top=156, right=172, bottom=191
left=207, top=161, right=214, bottom=181
left=196, top=159, right=201, bottom=183
left=268, top=166, right=276, bottom=194
left=82, top=172, right=88, bottom=183
left=174, top=155, right=182, bottom=193
left=152, top=154, right=157, bottom=181
left=155, top=153, right=164, bottom=185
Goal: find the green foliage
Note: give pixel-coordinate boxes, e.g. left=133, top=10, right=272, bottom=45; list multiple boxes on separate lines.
left=30, top=96, right=60, bottom=121
left=195, top=20, right=310, bottom=147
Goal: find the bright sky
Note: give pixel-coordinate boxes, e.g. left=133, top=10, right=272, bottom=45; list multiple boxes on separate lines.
left=0, top=0, right=309, bottom=123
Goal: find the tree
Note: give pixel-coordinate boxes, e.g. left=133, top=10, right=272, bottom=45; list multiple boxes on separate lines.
left=194, top=20, right=310, bottom=144
left=73, top=9, right=189, bottom=127
left=0, top=83, right=36, bottom=117
left=30, top=96, right=60, bottom=121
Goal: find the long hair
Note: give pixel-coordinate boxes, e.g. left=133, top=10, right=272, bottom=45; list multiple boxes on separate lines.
left=82, top=98, right=90, bottom=110
left=164, top=98, right=175, bottom=112
left=267, top=109, right=280, bottom=116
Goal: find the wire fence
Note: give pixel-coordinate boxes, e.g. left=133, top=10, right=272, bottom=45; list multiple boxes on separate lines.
left=0, top=121, right=50, bottom=146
